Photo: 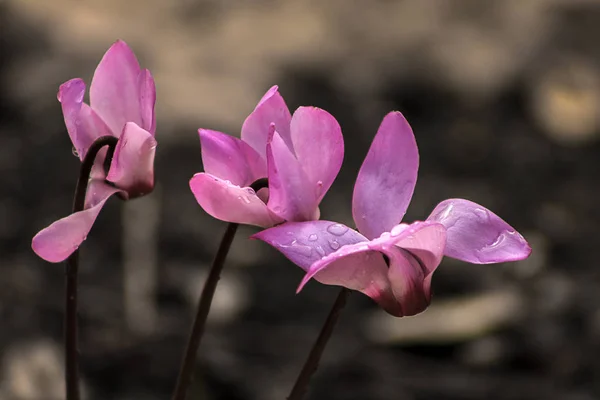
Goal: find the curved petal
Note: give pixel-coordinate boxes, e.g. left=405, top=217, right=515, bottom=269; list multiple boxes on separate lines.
left=241, top=86, right=292, bottom=159
left=199, top=129, right=266, bottom=187
left=58, top=79, right=113, bottom=160
left=352, top=111, right=419, bottom=240
left=266, top=129, right=317, bottom=222
left=386, top=246, right=430, bottom=316
left=32, top=181, right=120, bottom=263
left=427, top=199, right=531, bottom=264
left=138, top=68, right=156, bottom=135
left=90, top=40, right=142, bottom=136
left=190, top=173, right=282, bottom=227
left=289, top=107, right=344, bottom=202
left=106, top=122, right=156, bottom=199
left=252, top=221, right=368, bottom=271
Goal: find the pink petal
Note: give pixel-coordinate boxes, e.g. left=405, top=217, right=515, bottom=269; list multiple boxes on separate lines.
left=58, top=79, right=113, bottom=160
left=427, top=199, right=531, bottom=264
left=189, top=173, right=283, bottom=227
left=32, top=181, right=121, bottom=263
left=386, top=246, right=431, bottom=316
left=352, top=112, right=419, bottom=240
left=199, top=129, right=266, bottom=187
left=89, top=40, right=143, bottom=136
left=266, top=130, right=317, bottom=222
left=289, top=107, right=344, bottom=202
left=241, top=86, right=292, bottom=159
left=106, top=122, right=156, bottom=199
left=251, top=221, right=368, bottom=271
left=138, top=69, right=156, bottom=135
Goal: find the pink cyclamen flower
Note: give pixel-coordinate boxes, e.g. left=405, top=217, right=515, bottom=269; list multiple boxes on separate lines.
left=32, top=40, right=157, bottom=263
left=189, top=86, right=344, bottom=227
left=254, top=111, right=531, bottom=317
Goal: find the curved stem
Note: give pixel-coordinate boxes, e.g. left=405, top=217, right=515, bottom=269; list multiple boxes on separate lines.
left=171, top=177, right=269, bottom=400
left=65, top=136, right=118, bottom=400
left=287, top=288, right=350, bottom=400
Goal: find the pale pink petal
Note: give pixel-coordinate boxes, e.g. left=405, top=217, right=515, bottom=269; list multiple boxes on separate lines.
left=106, top=122, right=156, bottom=199
left=251, top=221, right=368, bottom=271
left=190, top=173, right=282, bottom=227
left=58, top=78, right=113, bottom=160
left=199, top=129, right=266, bottom=187
left=241, top=86, right=292, bottom=159
left=32, top=181, right=120, bottom=263
left=352, top=111, right=419, bottom=240
left=266, top=130, right=317, bottom=222
left=90, top=40, right=142, bottom=136
left=138, top=69, right=156, bottom=135
left=289, top=107, right=344, bottom=202
left=427, top=199, right=531, bottom=264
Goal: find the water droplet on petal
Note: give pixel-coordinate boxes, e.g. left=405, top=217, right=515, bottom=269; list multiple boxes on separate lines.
left=245, top=187, right=256, bottom=196
left=327, top=223, right=349, bottom=236
left=390, top=225, right=407, bottom=236
left=72, top=147, right=80, bottom=158
left=474, top=208, right=489, bottom=221
left=317, top=180, right=323, bottom=187
left=329, top=239, right=340, bottom=250
left=308, top=234, right=318, bottom=241
left=242, top=196, right=251, bottom=204
left=316, top=245, right=325, bottom=256
left=224, top=180, right=232, bottom=185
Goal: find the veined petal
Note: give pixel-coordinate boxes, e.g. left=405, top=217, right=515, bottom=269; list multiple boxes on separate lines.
left=352, top=111, right=419, bottom=240
left=106, top=122, right=156, bottom=199
left=138, top=68, right=156, bottom=135
left=32, top=181, right=120, bottom=263
left=427, top=199, right=531, bottom=264
left=241, top=86, right=292, bottom=159
left=58, top=79, right=113, bottom=160
left=199, top=129, right=266, bottom=187
left=90, top=40, right=143, bottom=136
left=190, top=173, right=282, bottom=227
left=252, top=221, right=367, bottom=271
left=289, top=107, right=344, bottom=202
left=266, top=130, right=317, bottom=222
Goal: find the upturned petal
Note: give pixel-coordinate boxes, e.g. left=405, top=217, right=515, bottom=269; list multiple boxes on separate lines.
left=89, top=40, right=143, bottom=136
left=241, top=86, right=292, bottom=159
left=106, top=122, right=156, bottom=198
left=138, top=68, right=156, bottom=135
left=289, top=107, right=344, bottom=202
left=199, top=129, right=266, bottom=187
left=58, top=79, right=113, bottom=160
left=31, top=181, right=121, bottom=263
left=252, top=221, right=368, bottom=271
left=190, top=173, right=282, bottom=227
left=352, top=111, right=419, bottom=240
left=427, top=199, right=531, bottom=264
left=266, top=129, right=317, bottom=221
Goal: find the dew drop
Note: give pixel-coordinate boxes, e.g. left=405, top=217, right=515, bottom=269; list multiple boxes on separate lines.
left=327, top=223, right=349, bottom=236
left=474, top=208, right=489, bottom=221
left=308, top=234, right=318, bottom=241
left=245, top=187, right=256, bottom=196
left=390, top=225, right=407, bottom=237
left=224, top=180, right=232, bottom=185
left=328, top=239, right=340, bottom=250
left=241, top=196, right=251, bottom=204
left=316, top=245, right=325, bottom=256
left=72, top=147, right=80, bottom=158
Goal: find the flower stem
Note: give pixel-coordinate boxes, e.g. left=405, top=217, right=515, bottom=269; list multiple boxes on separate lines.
left=171, top=178, right=268, bottom=400
left=65, top=136, right=118, bottom=400
left=287, top=287, right=350, bottom=400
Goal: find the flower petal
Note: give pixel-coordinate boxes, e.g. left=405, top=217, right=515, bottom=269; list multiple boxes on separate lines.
left=58, top=79, right=113, bottom=160
left=241, top=86, right=292, bottom=159
left=138, top=68, right=156, bottom=135
left=352, top=111, right=419, bottom=240
left=106, top=122, right=156, bottom=198
left=386, top=246, right=430, bottom=316
left=199, top=129, right=266, bottom=187
left=189, top=173, right=282, bottom=227
left=266, top=129, right=317, bottom=221
left=90, top=40, right=142, bottom=136
left=427, top=199, right=531, bottom=264
left=289, top=107, right=344, bottom=202
left=252, top=221, right=368, bottom=271
left=32, top=181, right=120, bottom=263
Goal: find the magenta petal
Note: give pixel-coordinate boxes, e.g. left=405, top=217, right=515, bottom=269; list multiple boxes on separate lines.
left=241, top=86, right=292, bottom=159
left=427, top=199, right=532, bottom=264
left=58, top=79, right=113, bottom=160
left=199, top=129, right=266, bottom=187
left=32, top=181, right=120, bottom=263
left=289, top=107, right=344, bottom=202
left=386, top=246, right=430, bottom=316
left=106, top=122, right=156, bottom=198
left=266, top=130, right=317, bottom=222
left=352, top=112, right=419, bottom=240
left=138, top=69, right=156, bottom=135
left=252, top=221, right=368, bottom=271
left=190, top=173, right=283, bottom=227
left=89, top=40, right=143, bottom=136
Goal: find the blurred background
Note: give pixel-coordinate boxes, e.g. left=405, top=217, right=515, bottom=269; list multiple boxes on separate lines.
left=1, top=0, right=600, bottom=399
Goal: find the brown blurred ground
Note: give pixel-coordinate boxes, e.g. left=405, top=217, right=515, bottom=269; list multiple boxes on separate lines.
left=1, top=0, right=600, bottom=399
